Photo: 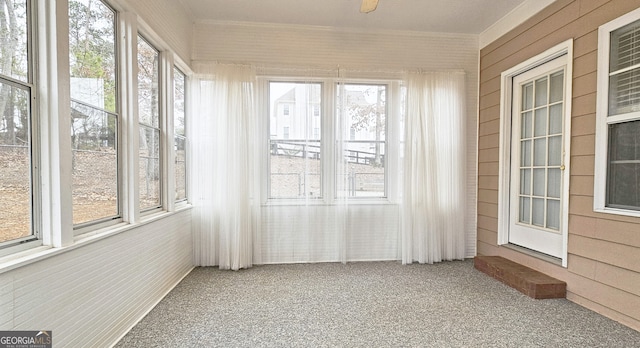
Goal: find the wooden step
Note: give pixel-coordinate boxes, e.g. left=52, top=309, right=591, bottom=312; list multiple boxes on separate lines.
left=474, top=256, right=566, bottom=299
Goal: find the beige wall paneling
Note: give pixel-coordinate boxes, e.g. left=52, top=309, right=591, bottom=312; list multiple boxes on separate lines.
left=478, top=0, right=640, bottom=331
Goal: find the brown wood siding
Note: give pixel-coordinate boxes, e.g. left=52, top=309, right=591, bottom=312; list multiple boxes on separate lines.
left=478, top=0, right=640, bottom=331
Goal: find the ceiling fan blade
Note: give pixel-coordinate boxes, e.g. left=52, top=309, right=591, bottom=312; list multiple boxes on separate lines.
left=360, top=0, right=379, bottom=13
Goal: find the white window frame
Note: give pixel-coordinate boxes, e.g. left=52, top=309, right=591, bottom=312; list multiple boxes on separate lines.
left=173, top=66, right=188, bottom=205
left=0, top=0, right=192, bottom=262
left=594, top=8, right=640, bottom=217
left=70, top=0, right=125, bottom=234
left=497, top=39, right=573, bottom=267
left=137, top=33, right=163, bottom=214
left=262, top=76, right=401, bottom=205
left=0, top=0, right=41, bottom=255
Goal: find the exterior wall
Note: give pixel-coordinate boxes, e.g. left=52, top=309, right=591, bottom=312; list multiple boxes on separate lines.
left=193, top=21, right=480, bottom=259
left=478, top=0, right=640, bottom=330
left=0, top=210, right=193, bottom=347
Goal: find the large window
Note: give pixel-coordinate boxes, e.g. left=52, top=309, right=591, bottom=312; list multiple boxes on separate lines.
left=269, top=82, right=322, bottom=199
left=137, top=35, right=161, bottom=210
left=337, top=84, right=387, bottom=198
left=267, top=80, right=391, bottom=201
left=596, top=10, right=640, bottom=214
left=174, top=67, right=187, bottom=202
left=0, top=0, right=35, bottom=245
left=69, top=0, right=119, bottom=226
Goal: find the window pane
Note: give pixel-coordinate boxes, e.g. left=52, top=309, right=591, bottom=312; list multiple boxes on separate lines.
left=608, top=68, right=640, bottom=115
left=269, top=82, right=322, bottom=199
left=175, top=136, right=186, bottom=201
left=71, top=101, right=118, bottom=224
left=174, top=68, right=185, bottom=136
left=138, top=37, right=159, bottom=128
left=140, top=126, right=160, bottom=208
left=0, top=82, right=31, bottom=243
left=608, top=121, right=640, bottom=209
left=342, top=142, right=385, bottom=197
left=337, top=84, right=387, bottom=198
left=70, top=0, right=119, bottom=226
left=174, top=68, right=187, bottom=202
left=69, top=0, right=116, bottom=112
left=0, top=0, right=28, bottom=82
left=610, top=19, right=640, bottom=72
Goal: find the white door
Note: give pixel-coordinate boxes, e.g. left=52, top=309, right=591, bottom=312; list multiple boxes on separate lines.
left=508, top=57, right=568, bottom=258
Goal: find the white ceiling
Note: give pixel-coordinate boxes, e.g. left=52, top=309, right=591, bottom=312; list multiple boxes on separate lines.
left=178, top=0, right=528, bottom=34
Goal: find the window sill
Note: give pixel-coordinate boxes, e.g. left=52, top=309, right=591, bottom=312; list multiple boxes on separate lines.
left=594, top=206, right=640, bottom=219
left=0, top=205, right=192, bottom=275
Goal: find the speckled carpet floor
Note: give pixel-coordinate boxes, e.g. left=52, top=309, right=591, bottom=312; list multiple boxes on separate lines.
left=115, top=260, right=640, bottom=347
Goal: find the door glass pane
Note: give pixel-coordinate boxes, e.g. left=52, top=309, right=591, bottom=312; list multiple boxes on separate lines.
left=520, top=169, right=531, bottom=195
left=534, top=107, right=548, bottom=137
left=521, top=140, right=531, bottom=167
left=534, top=138, right=546, bottom=166
left=532, top=198, right=544, bottom=226
left=522, top=82, right=533, bottom=111
left=549, top=71, right=564, bottom=103
left=533, top=168, right=545, bottom=197
left=535, top=77, right=548, bottom=107
left=519, top=196, right=530, bottom=224
left=548, top=135, right=562, bottom=166
left=546, top=199, right=560, bottom=230
left=521, top=111, right=532, bottom=138
left=547, top=168, right=561, bottom=198
left=549, top=104, right=563, bottom=134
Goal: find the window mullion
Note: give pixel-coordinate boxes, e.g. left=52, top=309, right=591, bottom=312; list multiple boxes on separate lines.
left=120, top=12, right=139, bottom=223
left=324, top=81, right=336, bottom=203
left=161, top=52, right=175, bottom=211
left=39, top=0, right=74, bottom=247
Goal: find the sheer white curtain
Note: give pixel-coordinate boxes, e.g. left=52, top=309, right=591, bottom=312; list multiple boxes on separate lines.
left=191, top=64, right=261, bottom=270
left=402, top=71, right=467, bottom=264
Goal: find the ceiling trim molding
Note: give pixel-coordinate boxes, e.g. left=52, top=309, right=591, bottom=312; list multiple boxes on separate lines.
left=194, top=19, right=479, bottom=41
left=479, top=0, right=557, bottom=49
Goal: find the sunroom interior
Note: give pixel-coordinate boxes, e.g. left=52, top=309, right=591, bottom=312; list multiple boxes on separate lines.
left=1, top=0, right=639, bottom=346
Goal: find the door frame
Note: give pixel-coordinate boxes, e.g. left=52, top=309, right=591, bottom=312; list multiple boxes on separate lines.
left=496, top=39, right=573, bottom=267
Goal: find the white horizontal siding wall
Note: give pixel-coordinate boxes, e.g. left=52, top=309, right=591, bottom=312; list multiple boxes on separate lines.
left=0, top=210, right=192, bottom=347
left=193, top=21, right=479, bottom=258
left=261, top=205, right=399, bottom=263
